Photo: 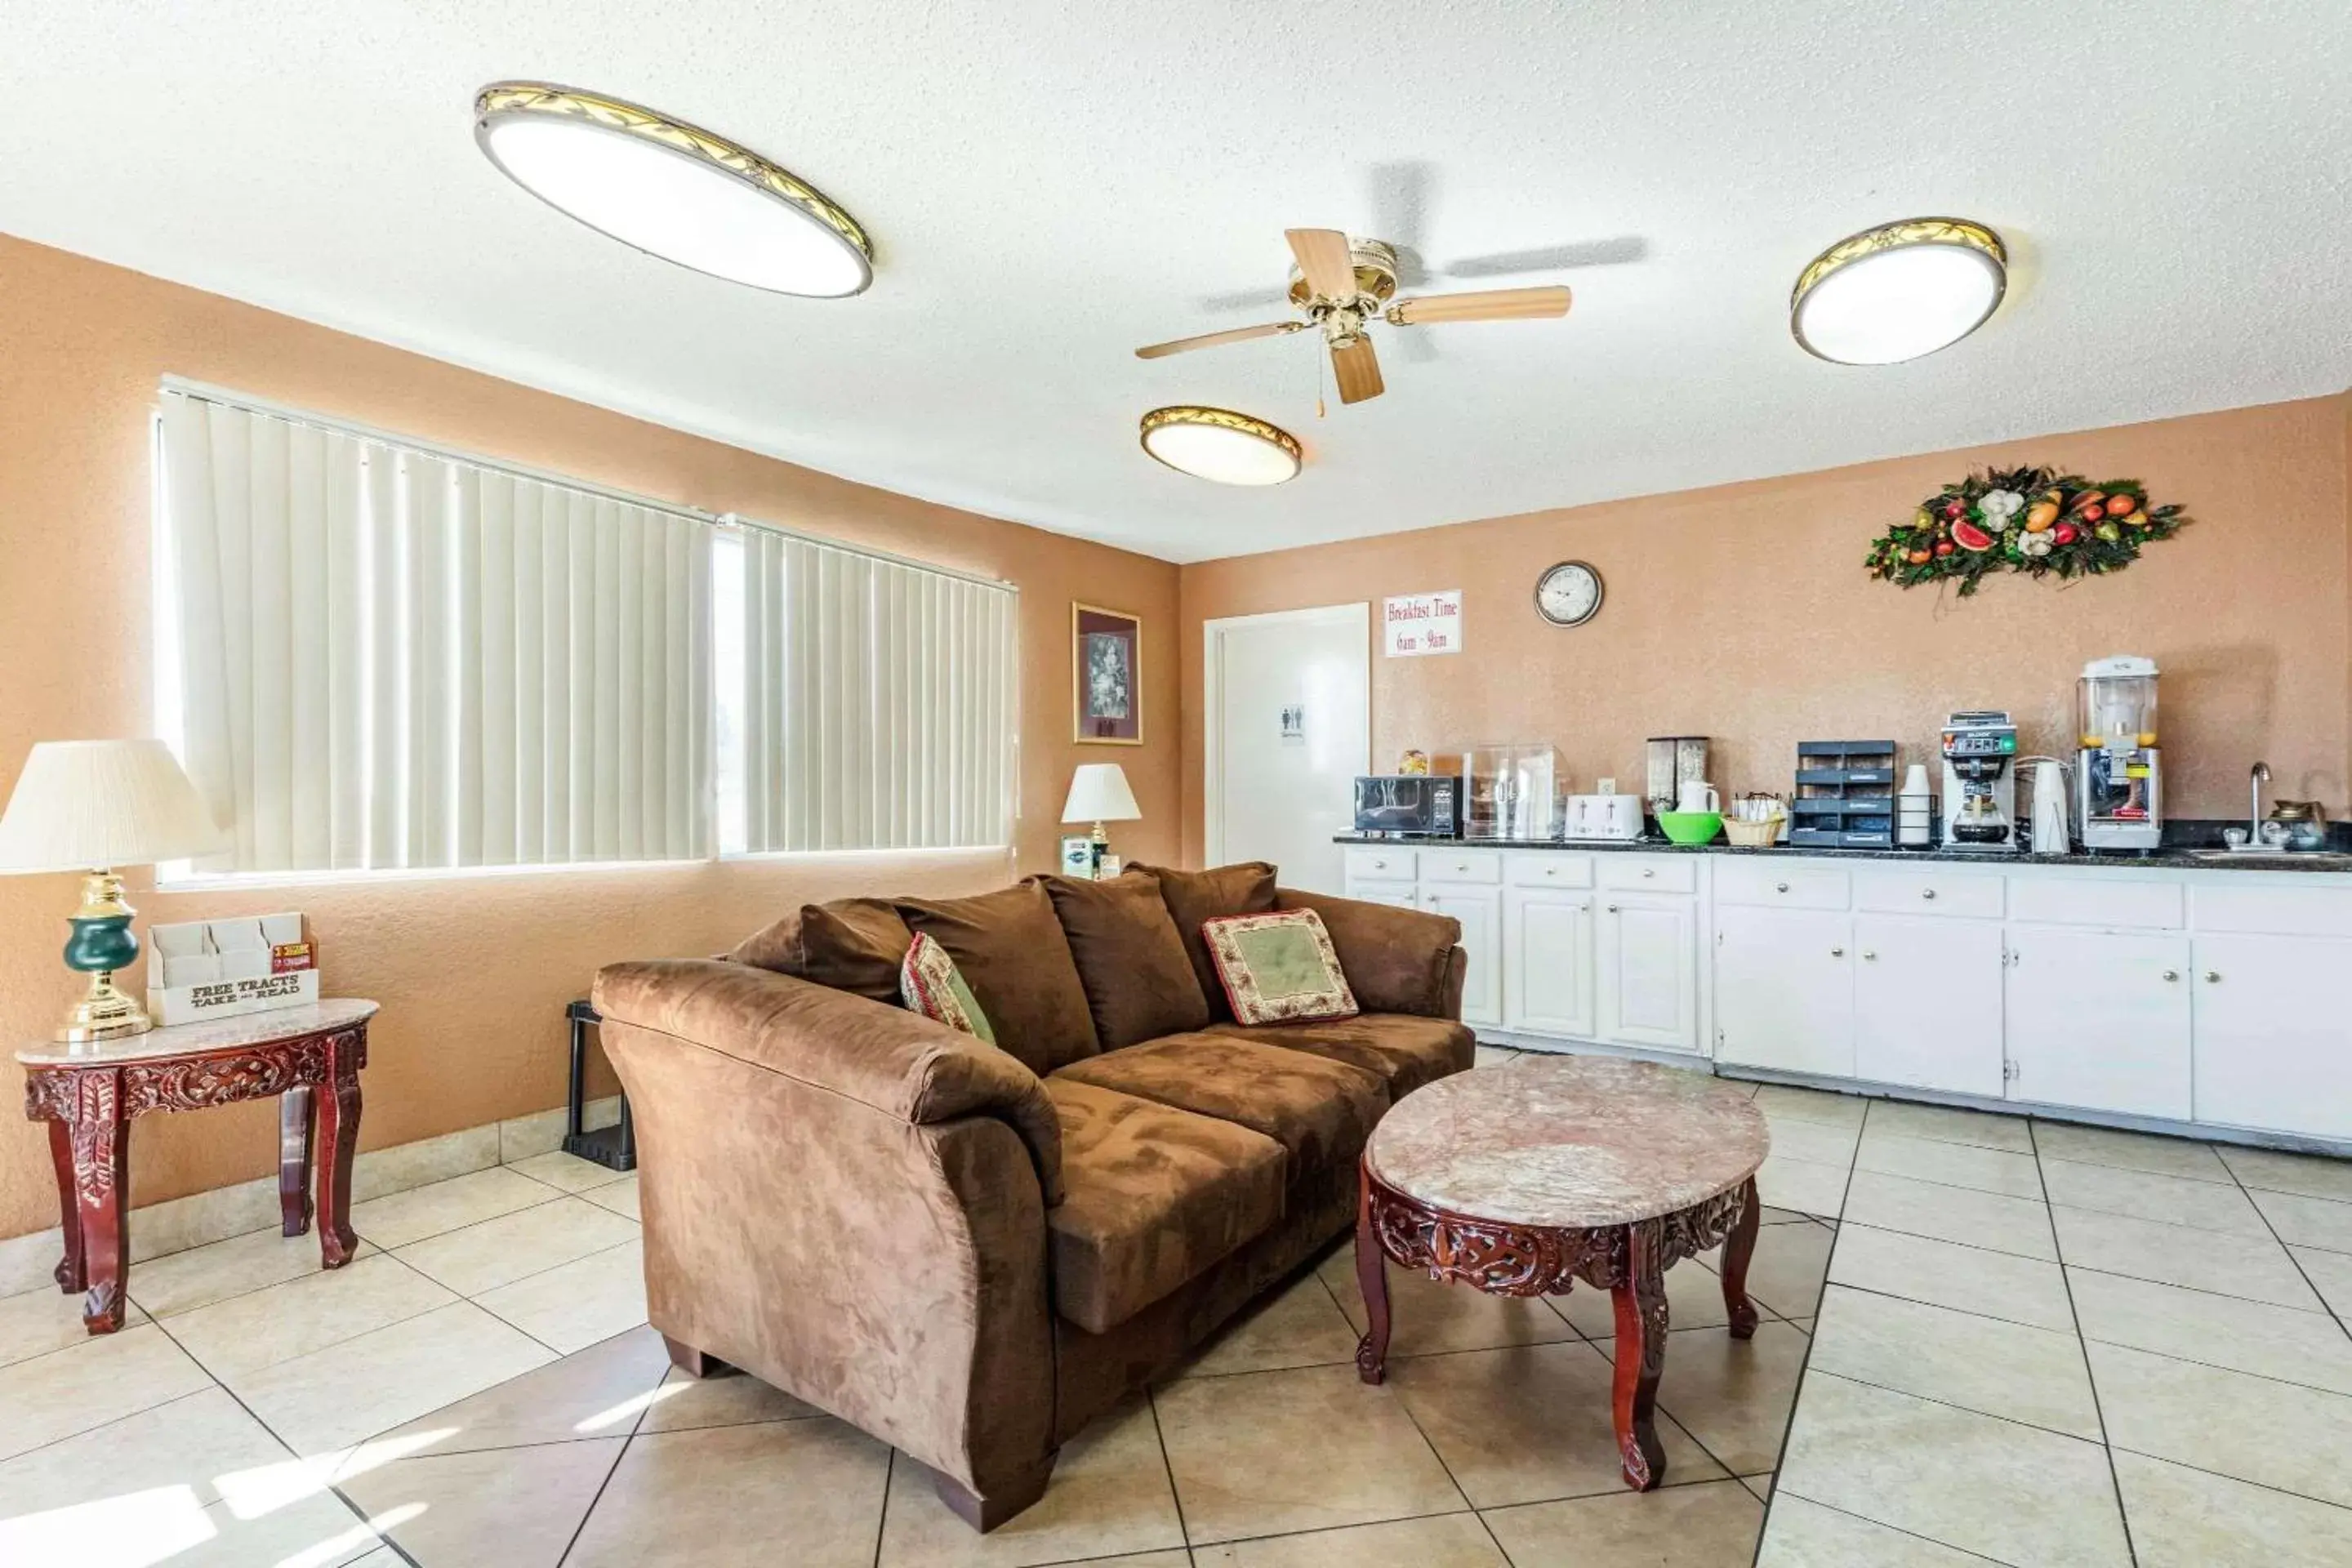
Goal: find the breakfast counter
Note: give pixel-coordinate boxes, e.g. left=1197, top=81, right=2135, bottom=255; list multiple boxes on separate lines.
left=1333, top=832, right=2352, bottom=872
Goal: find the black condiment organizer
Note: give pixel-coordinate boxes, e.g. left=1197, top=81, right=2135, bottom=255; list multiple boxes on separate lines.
left=1791, top=740, right=1899, bottom=848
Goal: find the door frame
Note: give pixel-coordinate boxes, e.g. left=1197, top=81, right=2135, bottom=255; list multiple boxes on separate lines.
left=1201, top=602, right=1371, bottom=869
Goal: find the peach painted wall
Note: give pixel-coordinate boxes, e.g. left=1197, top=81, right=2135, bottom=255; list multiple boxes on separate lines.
left=0, top=236, right=1179, bottom=1240
left=1182, top=395, right=2352, bottom=865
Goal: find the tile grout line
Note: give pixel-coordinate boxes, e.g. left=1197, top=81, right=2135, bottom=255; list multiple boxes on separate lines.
left=869, top=1447, right=893, bottom=1568
left=2030, top=1116, right=2142, bottom=1568
left=2216, top=1154, right=2352, bottom=1345
left=1771, top=1490, right=2015, bottom=1566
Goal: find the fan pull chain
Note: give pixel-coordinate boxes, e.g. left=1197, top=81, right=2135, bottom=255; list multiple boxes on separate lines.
left=1316, top=344, right=1327, bottom=420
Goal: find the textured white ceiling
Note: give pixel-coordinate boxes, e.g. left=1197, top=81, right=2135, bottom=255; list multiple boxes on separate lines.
left=4, top=2, right=2348, bottom=563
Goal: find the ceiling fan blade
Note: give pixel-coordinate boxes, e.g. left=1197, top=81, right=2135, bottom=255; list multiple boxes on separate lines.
left=1387, top=285, right=1573, bottom=325
left=1286, top=227, right=1359, bottom=301
left=1331, top=336, right=1384, bottom=404
left=1134, top=320, right=1305, bottom=359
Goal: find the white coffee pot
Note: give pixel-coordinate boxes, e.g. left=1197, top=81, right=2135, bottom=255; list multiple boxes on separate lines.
left=1677, top=780, right=1722, bottom=813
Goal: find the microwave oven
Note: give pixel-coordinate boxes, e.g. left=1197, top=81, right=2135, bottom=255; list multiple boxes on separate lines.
left=1352, top=775, right=1463, bottom=838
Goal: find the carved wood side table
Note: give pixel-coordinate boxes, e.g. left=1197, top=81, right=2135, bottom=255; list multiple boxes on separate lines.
left=1354, top=1055, right=1771, bottom=1492
left=18, top=998, right=377, bottom=1335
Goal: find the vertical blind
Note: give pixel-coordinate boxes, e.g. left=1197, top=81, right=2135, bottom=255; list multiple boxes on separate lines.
left=160, top=390, right=712, bottom=872
left=733, top=526, right=1017, bottom=852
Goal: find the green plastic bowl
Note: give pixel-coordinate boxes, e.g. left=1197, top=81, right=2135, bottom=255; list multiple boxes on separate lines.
left=1657, top=810, right=1723, bottom=845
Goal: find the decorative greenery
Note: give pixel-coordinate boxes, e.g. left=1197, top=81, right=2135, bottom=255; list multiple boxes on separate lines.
left=1864, top=466, right=2189, bottom=597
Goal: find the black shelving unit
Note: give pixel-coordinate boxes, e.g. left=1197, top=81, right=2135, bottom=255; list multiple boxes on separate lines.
left=563, top=998, right=635, bottom=1172
left=1791, top=740, right=1899, bottom=848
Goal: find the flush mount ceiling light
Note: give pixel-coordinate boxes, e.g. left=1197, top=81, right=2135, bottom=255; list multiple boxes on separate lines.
left=474, top=82, right=873, bottom=297
left=1138, top=407, right=1303, bottom=486
left=1791, top=218, right=2007, bottom=364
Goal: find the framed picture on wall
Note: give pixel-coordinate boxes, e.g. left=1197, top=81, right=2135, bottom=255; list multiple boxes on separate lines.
left=1073, top=603, right=1143, bottom=745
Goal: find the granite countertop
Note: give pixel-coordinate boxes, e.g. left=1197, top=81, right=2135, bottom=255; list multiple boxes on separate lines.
left=1336, top=829, right=2352, bottom=873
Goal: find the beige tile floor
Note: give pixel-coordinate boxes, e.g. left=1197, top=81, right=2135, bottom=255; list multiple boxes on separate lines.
left=5, top=1052, right=2351, bottom=1566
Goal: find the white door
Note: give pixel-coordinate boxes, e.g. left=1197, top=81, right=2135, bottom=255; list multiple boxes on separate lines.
left=2193, top=934, right=2352, bottom=1139
left=1506, top=886, right=1596, bottom=1038
left=1715, top=906, right=1854, bottom=1075
left=1597, top=896, right=1699, bottom=1051
left=1855, top=915, right=2004, bottom=1098
left=1205, top=604, right=1370, bottom=893
left=1423, top=885, right=1503, bottom=1027
left=2006, top=925, right=2191, bottom=1118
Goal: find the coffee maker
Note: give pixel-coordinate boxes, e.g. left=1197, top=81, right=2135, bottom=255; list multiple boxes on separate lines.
left=2076, top=656, right=2163, bottom=851
left=1940, top=710, right=2020, bottom=849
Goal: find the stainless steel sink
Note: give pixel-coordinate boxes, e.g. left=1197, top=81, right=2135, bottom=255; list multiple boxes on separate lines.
left=2185, top=849, right=2352, bottom=867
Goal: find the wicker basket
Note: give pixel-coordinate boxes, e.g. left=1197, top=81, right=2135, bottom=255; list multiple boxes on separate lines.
left=1722, top=813, right=1786, bottom=848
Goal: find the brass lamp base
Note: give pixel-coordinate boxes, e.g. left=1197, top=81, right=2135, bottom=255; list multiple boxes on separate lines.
left=59, top=973, right=152, bottom=1042
left=56, top=870, right=154, bottom=1042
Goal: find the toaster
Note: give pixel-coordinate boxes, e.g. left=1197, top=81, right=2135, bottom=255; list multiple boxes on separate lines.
left=1563, top=794, right=1646, bottom=841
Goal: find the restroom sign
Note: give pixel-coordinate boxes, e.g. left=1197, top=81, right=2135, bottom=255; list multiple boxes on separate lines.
left=1384, top=590, right=1463, bottom=657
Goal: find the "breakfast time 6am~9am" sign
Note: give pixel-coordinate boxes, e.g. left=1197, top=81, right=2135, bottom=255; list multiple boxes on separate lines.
left=1383, top=590, right=1463, bottom=657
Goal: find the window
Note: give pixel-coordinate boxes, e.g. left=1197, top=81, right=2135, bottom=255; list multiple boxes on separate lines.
left=154, top=383, right=1017, bottom=879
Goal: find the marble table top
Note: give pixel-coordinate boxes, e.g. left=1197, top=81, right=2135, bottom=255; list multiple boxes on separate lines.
left=1368, top=1056, right=1771, bottom=1229
left=16, top=999, right=378, bottom=1067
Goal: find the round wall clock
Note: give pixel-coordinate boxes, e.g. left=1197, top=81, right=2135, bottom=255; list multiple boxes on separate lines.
left=1535, top=560, right=1604, bottom=626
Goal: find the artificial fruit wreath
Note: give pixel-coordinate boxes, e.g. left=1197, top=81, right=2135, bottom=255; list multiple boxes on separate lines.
left=1865, top=466, right=2189, bottom=596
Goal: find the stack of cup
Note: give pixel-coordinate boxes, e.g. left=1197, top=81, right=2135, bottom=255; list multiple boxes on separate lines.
left=1898, top=764, right=1935, bottom=847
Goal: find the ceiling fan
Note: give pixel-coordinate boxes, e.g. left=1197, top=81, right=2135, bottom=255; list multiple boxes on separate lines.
left=1134, top=228, right=1572, bottom=404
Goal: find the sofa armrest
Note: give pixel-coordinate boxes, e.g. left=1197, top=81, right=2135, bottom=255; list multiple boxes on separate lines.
left=592, top=957, right=1061, bottom=1202
left=1272, top=888, right=1465, bottom=1020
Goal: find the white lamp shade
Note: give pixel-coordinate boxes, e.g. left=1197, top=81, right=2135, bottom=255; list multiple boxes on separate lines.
left=0, top=740, right=227, bottom=875
left=1062, top=763, right=1142, bottom=825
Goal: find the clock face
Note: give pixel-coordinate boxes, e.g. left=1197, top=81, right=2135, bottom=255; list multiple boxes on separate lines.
left=1535, top=561, right=1603, bottom=626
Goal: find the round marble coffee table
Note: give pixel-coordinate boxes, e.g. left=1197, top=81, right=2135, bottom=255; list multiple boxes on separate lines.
left=1355, top=1055, right=1771, bottom=1491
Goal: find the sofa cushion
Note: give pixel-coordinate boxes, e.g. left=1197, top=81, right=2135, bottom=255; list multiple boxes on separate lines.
left=898, top=881, right=1100, bottom=1074
left=728, top=898, right=912, bottom=1007
left=1272, top=889, right=1462, bottom=1018
left=1202, top=910, right=1359, bottom=1026
left=1043, top=1080, right=1287, bottom=1334
left=1207, top=1014, right=1473, bottom=1100
left=1043, top=872, right=1211, bottom=1049
left=1134, top=861, right=1277, bottom=1022
left=1050, top=1031, right=1388, bottom=1180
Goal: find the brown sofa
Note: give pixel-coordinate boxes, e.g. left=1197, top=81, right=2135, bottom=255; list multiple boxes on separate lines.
left=590, top=862, right=1470, bottom=1530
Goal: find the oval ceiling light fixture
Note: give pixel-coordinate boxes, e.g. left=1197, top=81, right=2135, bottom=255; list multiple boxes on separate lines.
left=1138, top=407, right=1303, bottom=486
left=1791, top=218, right=2007, bottom=364
left=474, top=82, right=873, bottom=297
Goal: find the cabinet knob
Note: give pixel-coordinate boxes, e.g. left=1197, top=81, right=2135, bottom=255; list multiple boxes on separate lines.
left=1544, top=866, right=1557, bottom=876
left=1921, top=888, right=1937, bottom=900
left=1775, top=881, right=1790, bottom=893
left=2205, top=970, right=2222, bottom=983
left=1373, top=859, right=1388, bottom=870
left=1862, top=951, right=1878, bottom=961
left=2162, top=969, right=2180, bottom=982
left=1830, top=946, right=1846, bottom=957
left=1642, top=867, right=1655, bottom=879
left=1607, top=903, right=1620, bottom=914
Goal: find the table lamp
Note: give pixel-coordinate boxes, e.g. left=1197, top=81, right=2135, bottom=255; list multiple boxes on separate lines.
left=1061, top=762, right=1141, bottom=876
left=0, top=739, right=227, bottom=1041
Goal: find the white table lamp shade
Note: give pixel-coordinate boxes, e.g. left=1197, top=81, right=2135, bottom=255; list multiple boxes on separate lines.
left=0, top=740, right=228, bottom=875
left=1062, top=763, right=1142, bottom=825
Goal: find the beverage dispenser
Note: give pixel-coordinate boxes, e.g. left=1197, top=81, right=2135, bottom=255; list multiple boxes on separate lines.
left=2076, top=656, right=2162, bottom=850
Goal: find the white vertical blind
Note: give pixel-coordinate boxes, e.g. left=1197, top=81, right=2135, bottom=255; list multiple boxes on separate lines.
left=733, top=525, right=1016, bottom=852
left=160, top=390, right=711, bottom=873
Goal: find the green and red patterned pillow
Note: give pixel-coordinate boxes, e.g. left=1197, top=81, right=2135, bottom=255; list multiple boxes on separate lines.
left=1200, top=909, right=1359, bottom=1025
left=900, top=930, right=996, bottom=1045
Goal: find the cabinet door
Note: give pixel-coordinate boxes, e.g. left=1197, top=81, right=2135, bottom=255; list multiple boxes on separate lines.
left=1855, top=915, right=2004, bottom=1098
left=2193, top=933, right=2352, bottom=1139
left=1423, top=885, right=1502, bottom=1027
left=1714, top=906, right=1854, bottom=1076
left=2005, top=925, right=2191, bottom=1119
left=1345, top=880, right=1419, bottom=912
left=1505, top=886, right=1596, bottom=1038
left=1597, top=895, right=1699, bottom=1051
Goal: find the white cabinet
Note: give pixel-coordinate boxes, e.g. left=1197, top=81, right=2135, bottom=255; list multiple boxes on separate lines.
left=1348, top=882, right=1420, bottom=912
left=1505, top=886, right=1596, bottom=1037
left=1598, top=893, right=1699, bottom=1051
left=2006, top=925, right=2192, bottom=1120
left=1715, top=906, right=1855, bottom=1076
left=2192, top=934, right=2352, bottom=1140
left=1422, top=883, right=1503, bottom=1027
left=1854, top=915, right=2005, bottom=1098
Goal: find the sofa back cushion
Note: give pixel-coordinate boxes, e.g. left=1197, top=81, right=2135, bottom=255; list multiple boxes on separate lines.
left=728, top=898, right=912, bottom=1006
left=897, top=880, right=1101, bottom=1073
left=1043, top=872, right=1212, bottom=1049
left=1132, top=861, right=1278, bottom=1021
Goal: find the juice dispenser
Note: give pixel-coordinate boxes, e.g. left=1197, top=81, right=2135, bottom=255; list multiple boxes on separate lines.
left=2076, top=656, right=2162, bottom=850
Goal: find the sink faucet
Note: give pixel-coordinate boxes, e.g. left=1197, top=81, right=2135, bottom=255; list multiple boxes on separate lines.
left=2251, top=761, right=2272, bottom=843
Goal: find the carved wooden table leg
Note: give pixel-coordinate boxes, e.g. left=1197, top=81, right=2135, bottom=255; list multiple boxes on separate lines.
left=47, top=1120, right=87, bottom=1294
left=1720, top=1175, right=1762, bottom=1340
left=278, top=1086, right=315, bottom=1237
left=1609, top=1220, right=1668, bottom=1491
left=314, top=1031, right=363, bottom=1267
left=69, top=1073, right=131, bottom=1334
left=1353, top=1161, right=1392, bottom=1385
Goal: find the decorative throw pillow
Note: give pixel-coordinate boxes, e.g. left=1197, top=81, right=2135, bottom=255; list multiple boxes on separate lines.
left=1200, top=909, right=1359, bottom=1026
left=900, top=931, right=997, bottom=1045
